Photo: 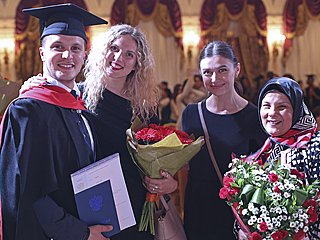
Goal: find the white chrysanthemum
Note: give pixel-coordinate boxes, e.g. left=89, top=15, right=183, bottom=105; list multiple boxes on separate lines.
left=299, top=222, right=304, bottom=228
left=304, top=226, right=309, bottom=232
left=248, top=203, right=254, bottom=211
left=244, top=173, right=249, bottom=179
left=278, top=184, right=284, bottom=190
left=293, top=213, right=299, bottom=218
left=284, top=183, right=291, bottom=189
left=290, top=222, right=296, bottom=228
left=242, top=209, right=248, bottom=215
left=264, top=217, right=271, bottom=223
left=232, top=158, right=239, bottom=164
left=248, top=219, right=254, bottom=225
left=282, top=215, right=287, bottom=221
left=284, top=192, right=291, bottom=198
left=298, top=209, right=303, bottom=214
left=251, top=216, right=257, bottom=222
left=255, top=175, right=262, bottom=181
left=277, top=195, right=282, bottom=200
left=256, top=182, right=262, bottom=187
left=260, top=213, right=267, bottom=218
left=257, top=218, right=263, bottom=223
left=276, top=207, right=282, bottom=214
left=272, top=218, right=278, bottom=223
left=275, top=222, right=281, bottom=228
left=289, top=184, right=295, bottom=190
left=277, top=215, right=283, bottom=221
left=284, top=179, right=289, bottom=184
left=253, top=208, right=259, bottom=215
left=270, top=207, right=275, bottom=213
left=260, top=206, right=267, bottom=211
left=267, top=223, right=273, bottom=229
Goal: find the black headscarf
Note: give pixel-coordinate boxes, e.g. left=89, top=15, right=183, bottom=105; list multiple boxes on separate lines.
left=258, top=77, right=304, bottom=129
left=251, top=77, right=316, bottom=163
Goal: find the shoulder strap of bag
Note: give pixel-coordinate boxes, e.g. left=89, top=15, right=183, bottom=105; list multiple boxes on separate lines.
left=198, top=102, right=223, bottom=185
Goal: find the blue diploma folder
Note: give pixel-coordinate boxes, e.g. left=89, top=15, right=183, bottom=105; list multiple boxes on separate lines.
left=74, top=180, right=120, bottom=237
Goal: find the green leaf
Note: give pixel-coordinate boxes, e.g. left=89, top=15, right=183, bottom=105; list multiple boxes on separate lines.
left=294, top=188, right=308, bottom=206
left=250, top=188, right=265, bottom=205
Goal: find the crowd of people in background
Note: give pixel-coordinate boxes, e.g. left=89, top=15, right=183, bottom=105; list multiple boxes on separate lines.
left=159, top=70, right=320, bottom=130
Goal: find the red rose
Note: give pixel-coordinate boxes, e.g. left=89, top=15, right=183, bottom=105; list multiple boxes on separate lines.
left=219, top=187, right=230, bottom=199
left=274, top=185, right=281, bottom=193
left=293, top=229, right=305, bottom=240
left=309, top=212, right=318, bottom=223
left=307, top=206, right=316, bottom=215
left=299, top=172, right=305, bottom=179
left=309, top=198, right=317, bottom=207
left=290, top=169, right=300, bottom=176
left=259, top=222, right=268, bottom=232
left=251, top=232, right=262, bottom=240
left=279, top=230, right=288, bottom=238
left=223, top=175, right=234, bottom=187
left=268, top=173, right=279, bottom=183
left=302, top=200, right=309, bottom=208
left=271, top=231, right=283, bottom=240
left=229, top=187, right=240, bottom=196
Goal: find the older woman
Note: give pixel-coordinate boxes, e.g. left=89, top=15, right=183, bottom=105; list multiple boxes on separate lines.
left=239, top=77, right=320, bottom=240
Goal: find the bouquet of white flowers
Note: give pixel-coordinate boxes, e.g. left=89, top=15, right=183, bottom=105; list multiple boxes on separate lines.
left=220, top=157, right=319, bottom=240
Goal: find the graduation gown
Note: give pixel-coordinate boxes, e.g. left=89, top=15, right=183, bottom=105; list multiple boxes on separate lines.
left=0, top=85, right=97, bottom=240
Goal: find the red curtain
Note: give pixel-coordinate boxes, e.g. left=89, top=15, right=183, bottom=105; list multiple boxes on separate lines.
left=111, top=0, right=183, bottom=50
left=283, top=0, right=320, bottom=65
left=200, top=0, right=267, bottom=50
left=15, top=0, right=89, bottom=81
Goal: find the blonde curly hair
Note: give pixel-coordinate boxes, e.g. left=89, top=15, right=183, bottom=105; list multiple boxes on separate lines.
left=82, top=24, right=160, bottom=122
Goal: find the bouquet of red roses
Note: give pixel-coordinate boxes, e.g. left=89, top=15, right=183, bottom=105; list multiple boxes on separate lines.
left=126, top=118, right=204, bottom=235
left=220, top=157, right=320, bottom=240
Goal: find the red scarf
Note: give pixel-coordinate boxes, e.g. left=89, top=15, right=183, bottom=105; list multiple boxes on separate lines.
left=250, top=123, right=316, bottom=163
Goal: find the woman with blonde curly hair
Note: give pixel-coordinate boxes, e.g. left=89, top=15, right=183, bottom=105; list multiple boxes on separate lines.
left=82, top=24, right=159, bottom=123
left=81, top=24, right=178, bottom=240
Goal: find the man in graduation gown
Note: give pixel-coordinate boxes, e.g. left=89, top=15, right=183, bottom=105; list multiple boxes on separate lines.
left=0, top=4, right=111, bottom=240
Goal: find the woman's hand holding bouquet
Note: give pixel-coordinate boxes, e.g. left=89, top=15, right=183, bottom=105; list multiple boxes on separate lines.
left=126, top=118, right=204, bottom=235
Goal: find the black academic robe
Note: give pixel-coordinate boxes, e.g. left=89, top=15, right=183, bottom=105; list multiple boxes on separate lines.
left=0, top=86, right=97, bottom=240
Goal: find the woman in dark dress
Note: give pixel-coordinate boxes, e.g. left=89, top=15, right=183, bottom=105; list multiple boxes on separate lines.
left=181, top=41, right=267, bottom=240
left=82, top=24, right=178, bottom=240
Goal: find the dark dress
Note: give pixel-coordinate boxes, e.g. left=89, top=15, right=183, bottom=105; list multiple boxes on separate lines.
left=87, top=89, right=155, bottom=240
left=0, top=96, right=96, bottom=240
left=181, top=100, right=267, bottom=240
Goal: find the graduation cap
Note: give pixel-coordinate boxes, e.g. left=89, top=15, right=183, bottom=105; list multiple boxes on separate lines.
left=22, top=3, right=108, bottom=43
left=306, top=74, right=315, bottom=78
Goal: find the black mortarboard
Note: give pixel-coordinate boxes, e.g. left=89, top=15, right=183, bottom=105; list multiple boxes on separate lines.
left=306, top=74, right=315, bottom=78
left=22, top=3, right=108, bottom=43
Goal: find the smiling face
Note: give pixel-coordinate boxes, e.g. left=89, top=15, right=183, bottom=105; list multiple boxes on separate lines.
left=39, top=34, right=86, bottom=89
left=105, top=34, right=137, bottom=82
left=260, top=91, right=294, bottom=137
left=200, top=55, right=239, bottom=96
